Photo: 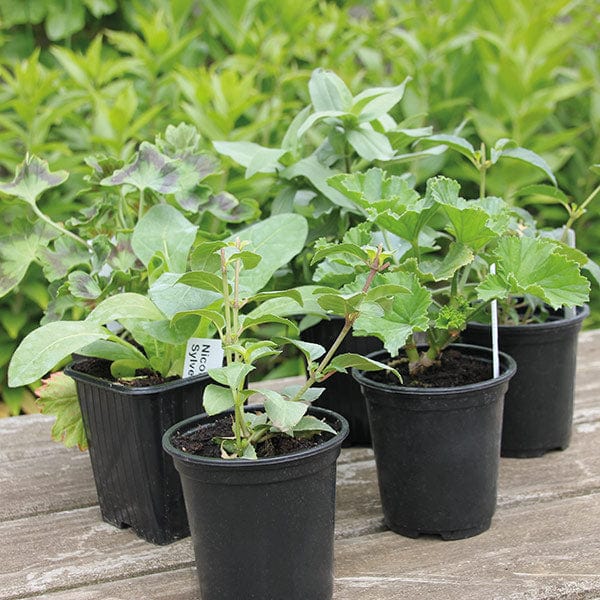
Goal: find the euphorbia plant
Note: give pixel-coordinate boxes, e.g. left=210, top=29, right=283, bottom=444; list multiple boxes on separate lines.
left=312, top=169, right=591, bottom=376
left=171, top=236, right=400, bottom=458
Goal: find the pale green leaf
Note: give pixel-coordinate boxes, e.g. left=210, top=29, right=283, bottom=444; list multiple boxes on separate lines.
left=149, top=272, right=220, bottom=318
left=208, top=362, right=255, bottom=389
left=203, top=384, right=235, bottom=415
left=347, top=126, right=394, bottom=161
left=86, top=293, right=164, bottom=324
left=476, top=237, right=590, bottom=308
left=132, top=204, right=197, bottom=273
left=309, top=68, right=352, bottom=112
left=8, top=321, right=110, bottom=387
left=293, top=415, right=336, bottom=435
left=263, top=390, right=308, bottom=432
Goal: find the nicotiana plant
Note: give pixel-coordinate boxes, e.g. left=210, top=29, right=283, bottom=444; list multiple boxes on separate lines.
left=7, top=208, right=308, bottom=450
left=170, top=235, right=400, bottom=459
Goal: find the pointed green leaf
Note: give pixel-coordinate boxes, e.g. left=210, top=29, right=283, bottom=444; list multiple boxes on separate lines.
left=416, top=134, right=476, bottom=161
left=263, top=390, right=308, bottom=433
left=150, top=272, right=220, bottom=318
left=282, top=385, right=325, bottom=403
left=491, top=139, right=556, bottom=185
left=246, top=286, right=327, bottom=319
left=208, top=362, right=255, bottom=389
left=132, top=204, right=197, bottom=273
left=293, top=415, right=336, bottom=435
left=87, top=293, right=164, bottom=324
left=177, top=271, right=225, bottom=294
left=311, top=243, right=369, bottom=266
left=477, top=237, right=590, bottom=308
left=8, top=321, right=110, bottom=387
left=281, top=338, right=326, bottom=363
left=347, top=126, right=394, bottom=161
left=213, top=141, right=287, bottom=178
left=352, top=78, right=411, bottom=122
left=226, top=214, right=308, bottom=295
left=203, top=384, right=235, bottom=415
left=297, top=110, right=348, bottom=139
left=309, top=68, right=352, bottom=112
left=78, top=339, right=146, bottom=363
left=327, top=353, right=401, bottom=380
left=0, top=155, right=68, bottom=206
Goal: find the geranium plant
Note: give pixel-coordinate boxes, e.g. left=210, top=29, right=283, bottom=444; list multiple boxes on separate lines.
left=311, top=169, right=591, bottom=376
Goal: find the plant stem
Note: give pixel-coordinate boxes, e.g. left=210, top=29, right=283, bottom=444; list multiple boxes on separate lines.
left=220, top=249, right=233, bottom=365
left=479, top=142, right=487, bottom=200
left=32, top=205, right=88, bottom=248
left=138, top=188, right=145, bottom=221
left=561, top=184, right=600, bottom=241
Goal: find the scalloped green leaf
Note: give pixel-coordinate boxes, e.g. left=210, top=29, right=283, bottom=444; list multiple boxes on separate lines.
left=353, top=272, right=431, bottom=356
left=476, top=237, right=590, bottom=308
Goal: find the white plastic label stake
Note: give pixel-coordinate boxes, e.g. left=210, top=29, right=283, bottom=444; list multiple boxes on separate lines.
left=564, top=227, right=576, bottom=319
left=183, top=338, right=224, bottom=378
left=490, top=263, right=500, bottom=379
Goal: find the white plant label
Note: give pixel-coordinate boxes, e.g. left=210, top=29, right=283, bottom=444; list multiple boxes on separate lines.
left=183, top=338, right=224, bottom=378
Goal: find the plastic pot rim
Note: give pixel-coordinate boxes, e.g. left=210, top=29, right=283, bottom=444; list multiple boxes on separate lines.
left=352, top=343, right=516, bottom=396
left=162, top=405, right=349, bottom=469
left=65, top=361, right=210, bottom=396
left=467, top=304, right=589, bottom=334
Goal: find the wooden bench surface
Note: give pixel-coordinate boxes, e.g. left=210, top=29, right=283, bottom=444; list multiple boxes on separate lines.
left=1, top=331, right=599, bottom=600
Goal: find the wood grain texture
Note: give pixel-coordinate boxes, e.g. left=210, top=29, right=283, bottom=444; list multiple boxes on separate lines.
left=1, top=332, right=599, bottom=599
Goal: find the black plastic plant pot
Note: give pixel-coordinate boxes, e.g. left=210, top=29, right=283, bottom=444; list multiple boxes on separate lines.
left=353, top=344, right=516, bottom=541
left=65, top=363, right=209, bottom=545
left=162, top=406, right=349, bottom=600
left=462, top=305, right=589, bottom=458
left=302, top=316, right=382, bottom=445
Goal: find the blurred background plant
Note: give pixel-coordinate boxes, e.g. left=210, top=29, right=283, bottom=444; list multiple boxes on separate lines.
left=1, top=0, right=598, bottom=415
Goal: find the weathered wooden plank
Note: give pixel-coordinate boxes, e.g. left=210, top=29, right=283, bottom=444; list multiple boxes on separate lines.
left=15, top=494, right=600, bottom=600
left=334, top=493, right=600, bottom=600
left=0, top=506, right=194, bottom=600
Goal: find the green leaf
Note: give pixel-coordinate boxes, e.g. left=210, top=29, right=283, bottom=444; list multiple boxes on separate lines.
left=246, top=286, right=327, bottom=319
left=110, top=358, right=148, bottom=378
left=347, top=126, right=394, bottom=161
left=67, top=271, right=102, bottom=300
left=416, top=134, right=476, bottom=161
left=491, top=139, right=556, bottom=185
left=203, top=384, right=235, bottom=415
left=132, top=204, right=198, bottom=273
left=150, top=273, right=220, bottom=318
left=281, top=155, right=356, bottom=210
left=78, top=339, right=147, bottom=363
left=209, top=362, right=255, bottom=389
left=419, top=243, right=474, bottom=282
left=308, top=68, right=352, bottom=112
left=178, top=271, right=225, bottom=294
left=316, top=292, right=364, bottom=316
left=282, top=385, right=325, bottom=403
left=327, top=353, right=401, bottom=380
left=240, top=314, right=299, bottom=334
left=515, top=184, right=569, bottom=205
left=87, top=293, right=164, bottom=325
left=212, top=141, right=286, bottom=178
left=0, top=224, right=53, bottom=298
left=296, top=110, right=348, bottom=139
left=8, top=321, right=110, bottom=387
left=263, top=390, right=308, bottom=433
left=353, top=272, right=431, bottom=356
left=352, top=78, right=411, bottom=122
left=100, top=142, right=187, bottom=193
left=477, top=237, right=590, bottom=308
left=292, top=415, right=336, bottom=435
left=35, top=372, right=87, bottom=450
left=38, top=236, right=90, bottom=281
left=0, top=155, right=68, bottom=206
left=227, top=214, right=308, bottom=295
left=172, top=309, right=226, bottom=332
left=311, top=243, right=369, bottom=266
left=281, top=338, right=326, bottom=363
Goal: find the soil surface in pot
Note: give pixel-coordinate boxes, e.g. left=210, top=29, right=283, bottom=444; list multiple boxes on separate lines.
left=171, top=415, right=338, bottom=459
left=71, top=357, right=178, bottom=387
left=368, top=349, right=492, bottom=388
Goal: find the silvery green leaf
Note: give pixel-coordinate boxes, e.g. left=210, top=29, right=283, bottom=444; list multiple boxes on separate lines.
left=8, top=321, right=110, bottom=387
left=209, top=362, right=255, bottom=389
left=308, top=68, right=352, bottom=112
left=293, top=415, right=336, bottom=435
left=86, top=293, right=164, bottom=324
left=203, top=384, right=235, bottom=415
left=132, top=204, right=197, bottom=273
left=263, top=390, right=308, bottom=433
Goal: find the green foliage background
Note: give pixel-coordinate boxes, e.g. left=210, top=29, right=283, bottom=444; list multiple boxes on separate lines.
left=1, top=0, right=599, bottom=415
